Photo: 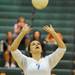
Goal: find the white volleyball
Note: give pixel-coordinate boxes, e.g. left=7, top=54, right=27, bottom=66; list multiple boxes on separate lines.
left=32, top=0, right=49, bottom=10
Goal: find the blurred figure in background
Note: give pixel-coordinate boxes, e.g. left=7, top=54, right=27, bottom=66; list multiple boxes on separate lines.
left=14, top=16, right=30, bottom=52
left=43, top=32, right=64, bottom=51
left=45, top=32, right=64, bottom=45
left=14, top=16, right=28, bottom=35
left=3, top=32, right=16, bottom=68
left=32, top=31, right=41, bottom=41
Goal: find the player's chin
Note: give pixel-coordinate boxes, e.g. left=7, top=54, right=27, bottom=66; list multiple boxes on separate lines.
left=35, top=48, right=42, bottom=52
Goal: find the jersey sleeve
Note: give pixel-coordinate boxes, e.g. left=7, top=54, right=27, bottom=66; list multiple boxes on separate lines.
left=46, top=47, right=66, bottom=69
left=11, top=49, right=27, bottom=69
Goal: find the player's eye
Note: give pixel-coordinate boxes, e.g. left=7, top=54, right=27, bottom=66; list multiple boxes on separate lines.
left=37, top=42, right=40, bottom=45
left=32, top=43, right=36, bottom=46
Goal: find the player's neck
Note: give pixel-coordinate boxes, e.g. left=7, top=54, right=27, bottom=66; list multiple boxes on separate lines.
left=32, top=53, right=41, bottom=61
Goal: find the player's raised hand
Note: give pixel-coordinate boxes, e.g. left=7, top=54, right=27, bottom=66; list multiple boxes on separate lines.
left=22, top=25, right=32, bottom=34
left=43, top=24, right=55, bottom=33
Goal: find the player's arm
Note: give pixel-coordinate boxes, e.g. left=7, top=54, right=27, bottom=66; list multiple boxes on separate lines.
left=43, top=25, right=66, bottom=48
left=10, top=26, right=31, bottom=69
left=43, top=25, right=66, bottom=69
left=10, top=26, right=31, bottom=51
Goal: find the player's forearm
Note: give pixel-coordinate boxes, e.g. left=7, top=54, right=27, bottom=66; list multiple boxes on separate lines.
left=50, top=30, right=66, bottom=48
left=10, top=30, right=27, bottom=51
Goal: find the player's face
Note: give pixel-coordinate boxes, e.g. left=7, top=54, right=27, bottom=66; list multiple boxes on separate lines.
left=30, top=41, right=42, bottom=54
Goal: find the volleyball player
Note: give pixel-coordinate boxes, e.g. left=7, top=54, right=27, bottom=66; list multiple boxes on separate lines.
left=10, top=25, right=66, bottom=75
